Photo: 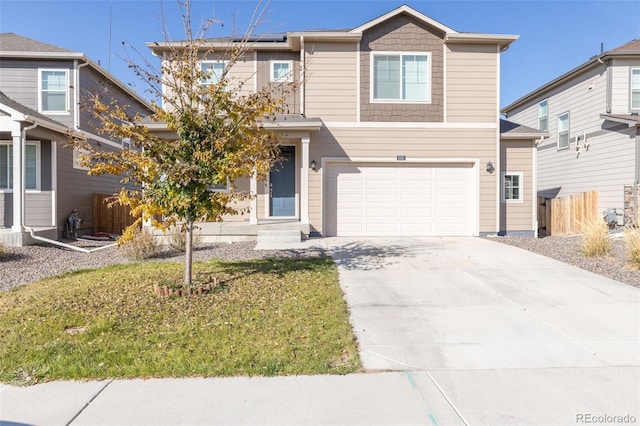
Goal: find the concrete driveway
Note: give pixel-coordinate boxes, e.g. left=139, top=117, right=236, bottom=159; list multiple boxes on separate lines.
left=326, top=236, right=640, bottom=424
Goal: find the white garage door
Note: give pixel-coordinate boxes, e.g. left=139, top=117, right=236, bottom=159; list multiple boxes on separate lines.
left=325, top=163, right=476, bottom=236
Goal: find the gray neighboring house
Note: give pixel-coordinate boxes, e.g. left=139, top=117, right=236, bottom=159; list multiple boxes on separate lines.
left=0, top=33, right=153, bottom=246
left=502, top=39, right=640, bottom=226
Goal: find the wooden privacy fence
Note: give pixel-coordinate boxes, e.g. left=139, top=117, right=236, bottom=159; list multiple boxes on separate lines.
left=538, top=191, right=598, bottom=236
left=92, top=193, right=135, bottom=235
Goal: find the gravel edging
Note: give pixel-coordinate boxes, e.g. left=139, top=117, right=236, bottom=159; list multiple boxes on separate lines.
left=0, top=240, right=326, bottom=292
left=487, top=235, right=639, bottom=288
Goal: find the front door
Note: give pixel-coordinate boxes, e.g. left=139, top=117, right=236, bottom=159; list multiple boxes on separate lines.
left=269, top=146, right=296, bottom=216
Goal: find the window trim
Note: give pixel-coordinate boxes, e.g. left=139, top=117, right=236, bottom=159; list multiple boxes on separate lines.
left=73, top=148, right=91, bottom=171
left=38, top=69, right=70, bottom=115
left=630, top=68, right=640, bottom=111
left=537, top=98, right=548, bottom=131
left=208, top=177, right=230, bottom=193
left=502, top=171, right=524, bottom=203
left=370, top=51, right=432, bottom=104
left=200, top=60, right=228, bottom=88
left=0, top=140, right=41, bottom=192
left=557, top=112, right=570, bottom=150
left=270, top=60, right=293, bottom=82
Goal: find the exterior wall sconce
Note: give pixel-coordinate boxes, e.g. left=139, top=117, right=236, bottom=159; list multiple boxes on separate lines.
left=310, top=160, right=317, bottom=171
left=486, top=161, right=495, bottom=174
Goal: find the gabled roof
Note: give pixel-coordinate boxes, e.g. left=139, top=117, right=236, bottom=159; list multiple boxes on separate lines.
left=500, top=119, right=548, bottom=139
left=350, top=4, right=456, bottom=34
left=1, top=33, right=151, bottom=110
left=0, top=91, right=69, bottom=133
left=600, top=113, right=640, bottom=127
left=502, top=39, right=640, bottom=114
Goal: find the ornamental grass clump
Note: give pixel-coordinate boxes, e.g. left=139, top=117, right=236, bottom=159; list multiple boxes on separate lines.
left=0, top=243, right=5, bottom=259
left=120, top=228, right=158, bottom=261
left=623, top=226, right=640, bottom=269
left=578, top=218, right=612, bottom=257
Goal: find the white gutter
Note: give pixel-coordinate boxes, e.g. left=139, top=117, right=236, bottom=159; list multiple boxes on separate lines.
left=74, top=59, right=91, bottom=130
left=300, top=36, right=305, bottom=116
left=24, top=226, right=117, bottom=253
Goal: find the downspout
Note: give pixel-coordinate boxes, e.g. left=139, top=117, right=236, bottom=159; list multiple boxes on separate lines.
left=74, top=59, right=91, bottom=130
left=605, top=58, right=612, bottom=114
left=300, top=36, right=305, bottom=116
left=24, top=226, right=117, bottom=253
left=635, top=127, right=639, bottom=225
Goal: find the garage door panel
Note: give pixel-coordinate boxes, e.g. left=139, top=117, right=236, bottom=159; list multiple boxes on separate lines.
left=326, top=163, right=475, bottom=237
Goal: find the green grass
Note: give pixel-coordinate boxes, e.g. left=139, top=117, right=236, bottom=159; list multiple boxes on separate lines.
left=0, top=257, right=360, bottom=384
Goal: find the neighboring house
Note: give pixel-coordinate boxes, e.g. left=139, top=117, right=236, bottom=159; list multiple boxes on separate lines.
left=502, top=39, right=640, bottom=226
left=147, top=4, right=545, bottom=239
left=0, top=33, right=153, bottom=246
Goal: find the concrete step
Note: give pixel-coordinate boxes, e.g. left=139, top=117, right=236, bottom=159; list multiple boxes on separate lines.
left=256, top=229, right=302, bottom=244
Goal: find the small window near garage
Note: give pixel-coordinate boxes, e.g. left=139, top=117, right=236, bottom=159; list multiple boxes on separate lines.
left=557, top=112, right=570, bottom=150
left=537, top=99, right=548, bottom=131
left=631, top=68, right=640, bottom=110
left=39, top=69, right=69, bottom=114
left=502, top=172, right=523, bottom=203
left=270, top=60, right=293, bottom=82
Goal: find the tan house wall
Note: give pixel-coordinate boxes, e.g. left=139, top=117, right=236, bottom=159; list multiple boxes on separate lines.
left=359, top=14, right=445, bottom=122
left=256, top=51, right=300, bottom=114
left=308, top=126, right=498, bottom=235
left=304, top=42, right=358, bottom=121
left=446, top=44, right=498, bottom=123
left=500, top=139, right=535, bottom=233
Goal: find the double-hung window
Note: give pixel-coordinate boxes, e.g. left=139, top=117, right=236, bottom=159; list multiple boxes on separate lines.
left=0, top=142, right=40, bottom=191
left=372, top=52, right=431, bottom=102
left=502, top=172, right=523, bottom=203
left=39, top=69, right=69, bottom=114
left=270, top=60, right=293, bottom=82
left=557, top=112, right=570, bottom=150
left=631, top=68, right=640, bottom=110
left=537, top=99, right=548, bottom=131
left=200, top=61, right=226, bottom=88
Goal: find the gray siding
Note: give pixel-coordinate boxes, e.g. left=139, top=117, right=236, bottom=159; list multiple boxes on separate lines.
left=0, top=193, right=11, bottom=227
left=360, top=13, right=445, bottom=122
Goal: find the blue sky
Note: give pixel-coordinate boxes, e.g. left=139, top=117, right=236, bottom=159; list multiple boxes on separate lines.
left=1, top=0, right=638, bottom=108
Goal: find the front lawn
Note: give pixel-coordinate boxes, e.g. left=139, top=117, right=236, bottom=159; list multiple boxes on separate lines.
left=0, top=257, right=360, bottom=384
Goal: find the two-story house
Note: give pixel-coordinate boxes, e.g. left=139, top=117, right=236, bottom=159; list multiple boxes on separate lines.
left=502, top=39, right=640, bottom=227
left=147, top=5, right=545, bottom=239
left=0, top=33, right=153, bottom=246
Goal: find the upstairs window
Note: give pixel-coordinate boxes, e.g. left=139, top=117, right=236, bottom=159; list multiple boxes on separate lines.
left=557, top=112, right=570, bottom=150
left=270, top=60, right=293, bottom=82
left=537, top=99, right=548, bottom=131
left=372, top=53, right=431, bottom=102
left=631, top=68, right=640, bottom=110
left=200, top=61, right=226, bottom=88
left=39, top=69, right=69, bottom=114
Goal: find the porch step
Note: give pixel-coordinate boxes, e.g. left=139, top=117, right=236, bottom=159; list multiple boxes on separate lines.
left=256, top=229, right=302, bottom=245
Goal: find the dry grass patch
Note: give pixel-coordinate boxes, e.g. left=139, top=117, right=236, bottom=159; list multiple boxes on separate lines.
left=578, top=218, right=612, bottom=257
left=624, top=226, right=640, bottom=269
left=0, top=257, right=360, bottom=385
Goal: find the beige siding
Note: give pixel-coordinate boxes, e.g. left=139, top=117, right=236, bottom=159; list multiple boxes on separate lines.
left=308, top=126, right=498, bottom=235
left=506, top=64, right=635, bottom=217
left=500, top=140, right=534, bottom=233
left=446, top=45, right=498, bottom=123
left=304, top=42, right=358, bottom=121
left=611, top=58, right=640, bottom=113
left=256, top=52, right=300, bottom=114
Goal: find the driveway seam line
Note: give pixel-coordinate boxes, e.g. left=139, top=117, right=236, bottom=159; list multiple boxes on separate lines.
left=424, top=370, right=470, bottom=426
left=66, top=379, right=113, bottom=426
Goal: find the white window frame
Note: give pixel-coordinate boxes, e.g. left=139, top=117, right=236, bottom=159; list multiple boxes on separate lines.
left=537, top=99, right=548, bottom=131
left=122, top=137, right=131, bottom=150
left=38, top=69, right=69, bottom=115
left=502, top=172, right=524, bottom=203
left=631, top=68, right=640, bottom=111
left=0, top=141, right=41, bottom=192
left=557, top=112, right=570, bottom=150
left=370, top=51, right=432, bottom=104
left=200, top=60, right=227, bottom=88
left=73, top=148, right=91, bottom=170
left=209, top=177, right=230, bottom=193
left=270, top=60, right=293, bottom=82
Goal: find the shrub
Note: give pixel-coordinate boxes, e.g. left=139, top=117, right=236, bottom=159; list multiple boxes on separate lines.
left=0, top=243, right=5, bottom=259
left=119, top=228, right=158, bottom=261
left=578, top=218, right=612, bottom=257
left=624, top=226, right=640, bottom=269
left=165, top=226, right=201, bottom=252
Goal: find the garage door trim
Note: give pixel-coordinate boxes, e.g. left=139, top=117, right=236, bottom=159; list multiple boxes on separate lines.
left=322, top=157, right=479, bottom=237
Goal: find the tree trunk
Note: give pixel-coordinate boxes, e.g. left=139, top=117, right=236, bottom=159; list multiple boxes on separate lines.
left=184, top=218, right=193, bottom=285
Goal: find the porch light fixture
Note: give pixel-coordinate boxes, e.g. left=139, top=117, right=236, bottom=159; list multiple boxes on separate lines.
left=310, top=160, right=317, bottom=171
left=486, top=161, right=495, bottom=174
